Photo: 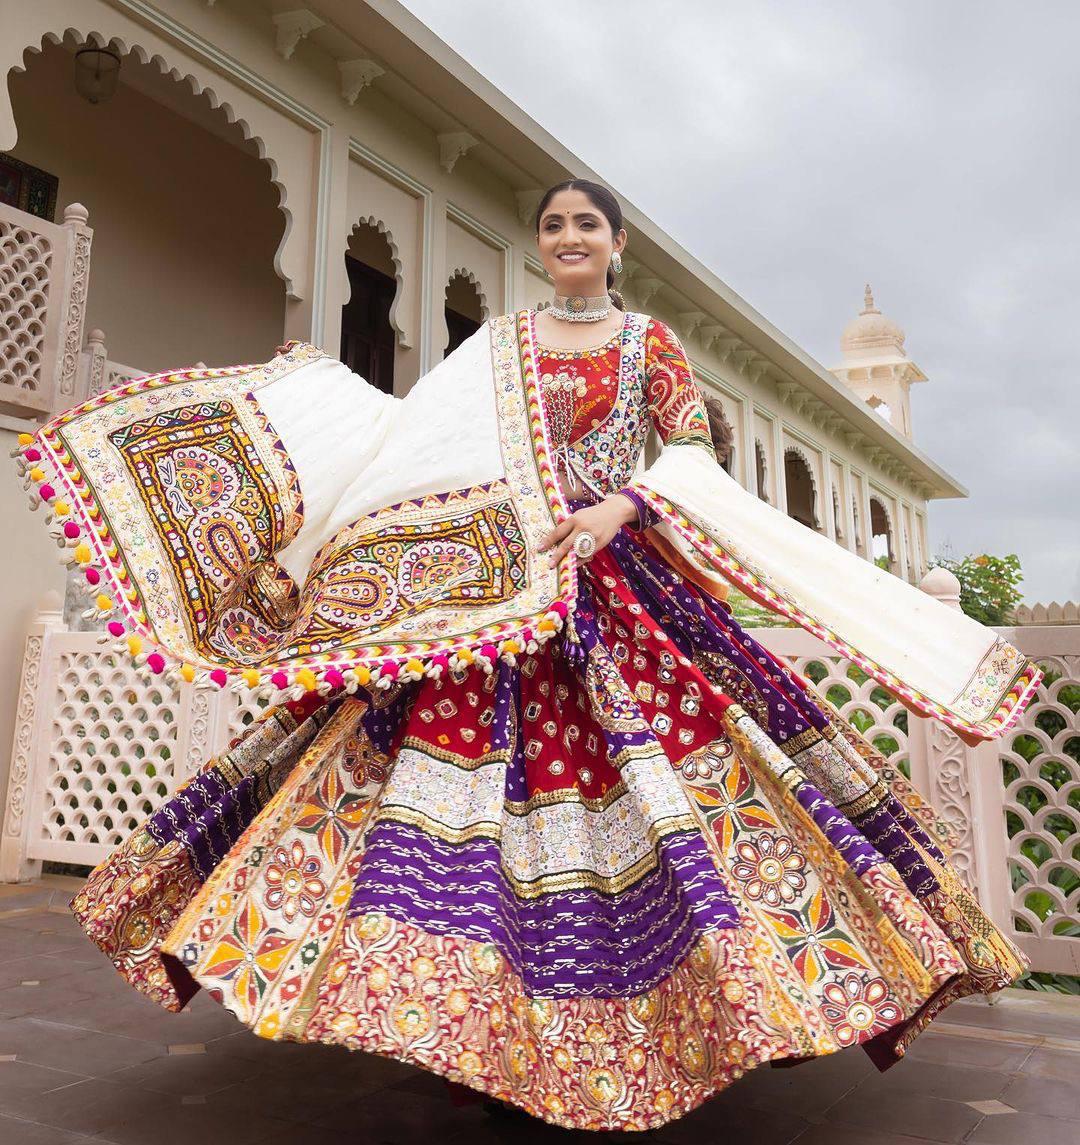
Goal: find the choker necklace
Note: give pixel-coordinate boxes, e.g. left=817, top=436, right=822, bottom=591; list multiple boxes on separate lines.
left=547, top=293, right=611, bottom=322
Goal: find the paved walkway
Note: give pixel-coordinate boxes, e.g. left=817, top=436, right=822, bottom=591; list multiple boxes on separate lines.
left=1, top=878, right=1078, bottom=1144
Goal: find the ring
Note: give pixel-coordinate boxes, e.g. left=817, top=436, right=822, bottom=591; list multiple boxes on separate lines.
left=572, top=530, right=597, bottom=560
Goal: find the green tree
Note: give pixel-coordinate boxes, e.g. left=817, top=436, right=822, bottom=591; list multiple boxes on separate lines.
left=930, top=551, right=1024, bottom=625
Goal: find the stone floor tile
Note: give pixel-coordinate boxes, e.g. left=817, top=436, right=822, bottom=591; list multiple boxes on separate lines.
left=902, top=1031, right=1033, bottom=1072
left=1019, top=1045, right=1080, bottom=1083
left=82, top=1084, right=293, bottom=1145
left=310, top=1084, right=488, bottom=1139
left=0, top=1075, right=139, bottom=1136
left=851, top=1057, right=1012, bottom=1103
left=0, top=1017, right=164, bottom=1077
left=825, top=1087, right=983, bottom=1142
left=0, top=1113, right=95, bottom=1145
left=790, top=1126, right=956, bottom=1145
left=202, top=1028, right=329, bottom=1066
left=0, top=980, right=103, bottom=1022
left=0, top=913, right=85, bottom=938
left=710, top=1048, right=871, bottom=1119
left=999, top=1073, right=1080, bottom=1120
left=0, top=1059, right=89, bottom=1109
left=941, top=998, right=1080, bottom=1041
left=103, top=1048, right=267, bottom=1098
left=444, top=1108, right=603, bottom=1144
left=202, top=1048, right=402, bottom=1123
left=0, top=926, right=86, bottom=961
left=655, top=1098, right=810, bottom=1145
left=966, top=1110, right=1080, bottom=1144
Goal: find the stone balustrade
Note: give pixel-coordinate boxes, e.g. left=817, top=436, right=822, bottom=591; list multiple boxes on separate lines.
left=0, top=200, right=93, bottom=421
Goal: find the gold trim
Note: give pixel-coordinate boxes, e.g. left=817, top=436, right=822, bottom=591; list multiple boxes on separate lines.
left=504, top=781, right=629, bottom=816
left=371, top=805, right=699, bottom=898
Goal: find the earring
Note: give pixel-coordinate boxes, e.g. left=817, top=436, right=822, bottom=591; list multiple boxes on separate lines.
left=610, top=251, right=623, bottom=274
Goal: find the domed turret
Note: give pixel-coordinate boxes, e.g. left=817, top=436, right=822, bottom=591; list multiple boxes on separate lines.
left=831, top=285, right=926, bottom=440
left=840, top=285, right=906, bottom=354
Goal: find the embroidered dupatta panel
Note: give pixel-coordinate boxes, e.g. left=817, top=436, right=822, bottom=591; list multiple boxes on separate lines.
left=26, top=315, right=575, bottom=683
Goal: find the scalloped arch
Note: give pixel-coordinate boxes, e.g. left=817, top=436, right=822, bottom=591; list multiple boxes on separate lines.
left=345, top=215, right=407, bottom=347
left=783, top=443, right=821, bottom=528
left=6, top=28, right=298, bottom=295
left=446, top=266, right=490, bottom=321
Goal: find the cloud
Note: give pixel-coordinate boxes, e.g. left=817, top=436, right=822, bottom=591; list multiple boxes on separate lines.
left=402, top=0, right=1080, bottom=603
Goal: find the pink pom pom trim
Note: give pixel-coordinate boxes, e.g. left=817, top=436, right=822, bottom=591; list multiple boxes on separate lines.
left=209, top=668, right=228, bottom=688
left=146, top=652, right=166, bottom=674
left=551, top=600, right=568, bottom=618
left=63, top=521, right=80, bottom=539
left=38, top=484, right=55, bottom=502
left=270, top=670, right=289, bottom=689
left=324, top=668, right=345, bottom=690
left=23, top=448, right=41, bottom=463
left=85, top=568, right=100, bottom=586
left=480, top=643, right=498, bottom=661
left=379, top=660, right=399, bottom=680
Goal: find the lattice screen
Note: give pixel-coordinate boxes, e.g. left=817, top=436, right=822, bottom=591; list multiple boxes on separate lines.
left=1001, top=652, right=1080, bottom=963
left=0, top=217, right=52, bottom=397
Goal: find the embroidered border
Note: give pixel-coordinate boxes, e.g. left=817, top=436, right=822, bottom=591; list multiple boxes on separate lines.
left=632, top=485, right=1043, bottom=742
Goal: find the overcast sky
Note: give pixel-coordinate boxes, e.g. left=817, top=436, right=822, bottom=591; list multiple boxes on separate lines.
left=402, top=0, right=1080, bottom=605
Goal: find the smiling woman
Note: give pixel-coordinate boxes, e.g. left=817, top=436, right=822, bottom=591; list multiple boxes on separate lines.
left=20, top=171, right=1040, bottom=1133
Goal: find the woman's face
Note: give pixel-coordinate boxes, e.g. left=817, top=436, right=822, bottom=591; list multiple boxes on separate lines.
left=536, top=188, right=626, bottom=293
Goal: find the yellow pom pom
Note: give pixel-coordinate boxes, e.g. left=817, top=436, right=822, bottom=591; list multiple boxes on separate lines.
left=296, top=667, right=317, bottom=691
left=404, top=658, right=424, bottom=676
left=456, top=647, right=474, bottom=665
left=502, top=640, right=520, bottom=656
left=180, top=664, right=196, bottom=683
left=95, top=593, right=113, bottom=612
left=242, top=668, right=260, bottom=688
left=537, top=618, right=556, bottom=633
left=28, top=467, right=44, bottom=483
left=73, top=543, right=91, bottom=564
left=53, top=501, right=70, bottom=516
left=17, top=433, right=33, bottom=446
left=126, top=635, right=142, bottom=656
left=353, top=666, right=371, bottom=687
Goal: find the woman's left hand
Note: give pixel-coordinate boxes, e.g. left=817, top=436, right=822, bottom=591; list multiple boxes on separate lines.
left=539, top=495, right=639, bottom=567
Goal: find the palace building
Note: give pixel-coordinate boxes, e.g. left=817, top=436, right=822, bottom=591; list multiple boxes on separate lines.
left=0, top=0, right=965, bottom=799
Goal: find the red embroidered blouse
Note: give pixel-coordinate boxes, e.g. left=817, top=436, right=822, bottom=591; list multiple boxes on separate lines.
left=535, top=313, right=714, bottom=526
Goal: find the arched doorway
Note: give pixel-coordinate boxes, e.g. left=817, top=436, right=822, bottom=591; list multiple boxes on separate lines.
left=444, top=270, right=484, bottom=358
left=784, top=448, right=818, bottom=530
left=5, top=36, right=286, bottom=370
left=340, top=221, right=397, bottom=394
left=870, top=496, right=895, bottom=570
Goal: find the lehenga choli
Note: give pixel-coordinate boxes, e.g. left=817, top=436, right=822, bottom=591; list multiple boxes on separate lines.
left=16, top=309, right=1042, bottom=1132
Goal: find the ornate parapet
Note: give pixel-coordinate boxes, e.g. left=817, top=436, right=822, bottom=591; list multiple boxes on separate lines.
left=0, top=201, right=93, bottom=422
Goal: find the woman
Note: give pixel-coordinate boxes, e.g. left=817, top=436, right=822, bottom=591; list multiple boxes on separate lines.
left=17, top=179, right=1040, bottom=1133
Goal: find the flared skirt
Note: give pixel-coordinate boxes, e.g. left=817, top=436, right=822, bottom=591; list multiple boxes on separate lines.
left=70, top=519, right=1026, bottom=1132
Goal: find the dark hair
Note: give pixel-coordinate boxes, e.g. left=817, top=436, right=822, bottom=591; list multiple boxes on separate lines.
left=534, top=179, right=626, bottom=310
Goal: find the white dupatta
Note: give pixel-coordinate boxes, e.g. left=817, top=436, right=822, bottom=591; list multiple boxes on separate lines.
left=630, top=445, right=1040, bottom=742
left=17, top=310, right=1039, bottom=738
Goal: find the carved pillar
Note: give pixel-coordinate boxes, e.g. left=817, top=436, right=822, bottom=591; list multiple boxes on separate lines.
left=911, top=568, right=1013, bottom=931
left=0, top=594, right=64, bottom=882
left=56, top=204, right=93, bottom=410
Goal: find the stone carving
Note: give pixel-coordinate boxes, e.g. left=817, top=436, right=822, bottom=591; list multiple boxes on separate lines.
left=0, top=219, right=53, bottom=400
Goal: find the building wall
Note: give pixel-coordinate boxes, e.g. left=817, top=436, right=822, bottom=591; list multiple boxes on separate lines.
left=6, top=41, right=286, bottom=372
left=0, top=0, right=936, bottom=809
